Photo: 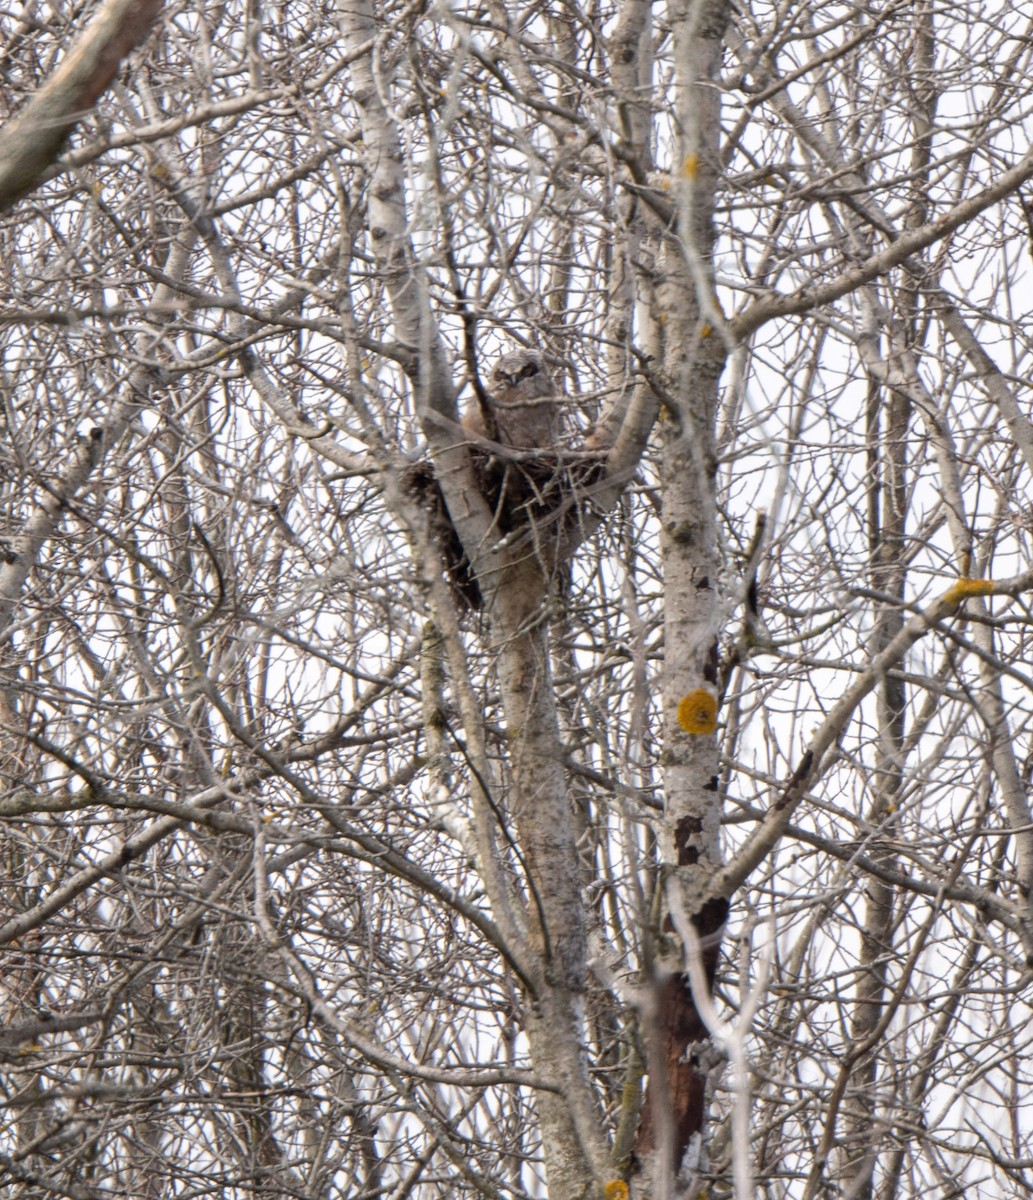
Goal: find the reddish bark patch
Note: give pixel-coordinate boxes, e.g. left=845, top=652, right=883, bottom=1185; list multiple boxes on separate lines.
left=635, top=897, right=728, bottom=1173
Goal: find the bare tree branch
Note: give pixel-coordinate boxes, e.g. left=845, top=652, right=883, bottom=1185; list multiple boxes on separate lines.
left=0, top=0, right=164, bottom=212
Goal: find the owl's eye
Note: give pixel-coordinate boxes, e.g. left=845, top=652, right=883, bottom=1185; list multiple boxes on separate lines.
left=520, top=361, right=539, bottom=379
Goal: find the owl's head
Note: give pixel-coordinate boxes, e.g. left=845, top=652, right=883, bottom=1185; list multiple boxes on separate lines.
left=491, top=350, right=552, bottom=401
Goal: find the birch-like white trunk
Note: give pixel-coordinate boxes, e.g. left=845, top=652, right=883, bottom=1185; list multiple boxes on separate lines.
left=632, top=2, right=730, bottom=1197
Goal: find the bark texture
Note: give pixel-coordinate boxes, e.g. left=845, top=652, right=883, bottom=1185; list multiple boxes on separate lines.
left=631, top=2, right=731, bottom=1195
left=0, top=0, right=165, bottom=212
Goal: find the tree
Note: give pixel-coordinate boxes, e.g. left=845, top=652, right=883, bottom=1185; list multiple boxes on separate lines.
left=3, top=2, right=1033, bottom=1198
left=0, top=0, right=165, bottom=213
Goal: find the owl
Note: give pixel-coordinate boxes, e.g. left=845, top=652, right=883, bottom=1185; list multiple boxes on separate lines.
left=472, top=349, right=558, bottom=451
left=410, top=349, right=562, bottom=609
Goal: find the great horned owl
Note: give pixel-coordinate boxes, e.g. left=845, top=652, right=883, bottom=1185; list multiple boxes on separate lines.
left=465, top=349, right=558, bottom=450
left=410, top=349, right=566, bottom=610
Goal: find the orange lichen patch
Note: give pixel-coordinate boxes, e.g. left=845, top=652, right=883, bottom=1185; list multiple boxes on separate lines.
left=604, top=1183, right=629, bottom=1200
left=677, top=689, right=718, bottom=735
left=943, top=578, right=995, bottom=606
left=683, top=153, right=700, bottom=178
left=700, top=323, right=713, bottom=338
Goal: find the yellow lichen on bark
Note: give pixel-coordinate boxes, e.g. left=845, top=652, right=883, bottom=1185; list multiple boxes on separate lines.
left=677, top=689, right=718, bottom=734
left=942, top=578, right=995, bottom=606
